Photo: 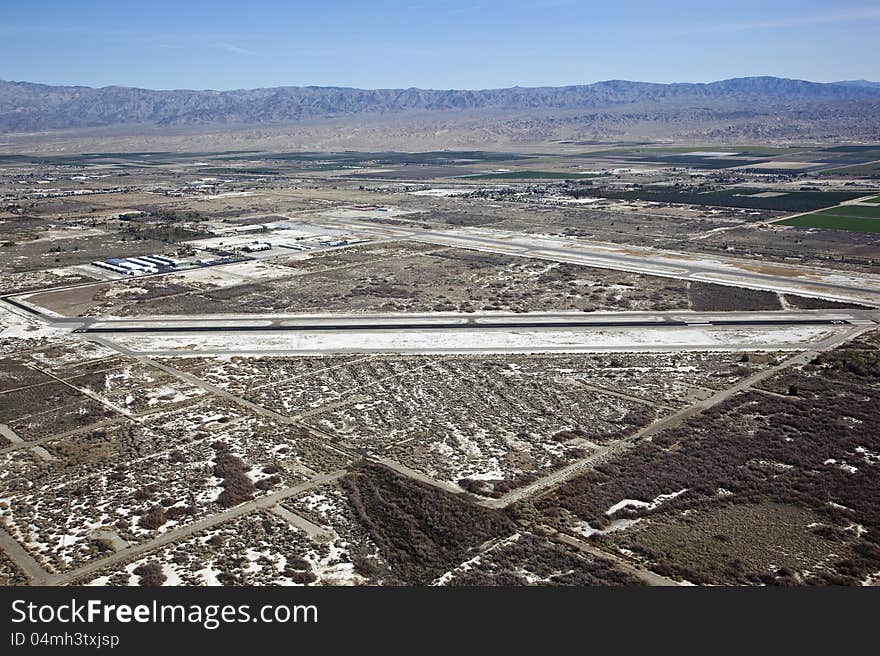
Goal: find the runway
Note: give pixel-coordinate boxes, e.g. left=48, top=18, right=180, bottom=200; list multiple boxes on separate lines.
left=66, top=310, right=873, bottom=357
left=72, top=313, right=871, bottom=334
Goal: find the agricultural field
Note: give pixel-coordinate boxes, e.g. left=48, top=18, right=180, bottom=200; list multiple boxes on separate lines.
left=465, top=171, right=606, bottom=180
left=777, top=217, right=880, bottom=234
left=820, top=162, right=880, bottom=179
left=571, top=148, right=769, bottom=169
left=575, top=144, right=880, bottom=176
left=807, top=205, right=880, bottom=220
left=575, top=187, right=867, bottom=212
left=780, top=204, right=880, bottom=233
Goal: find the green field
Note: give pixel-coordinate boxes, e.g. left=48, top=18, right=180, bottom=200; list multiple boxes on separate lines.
left=0, top=150, right=261, bottom=166
left=780, top=203, right=880, bottom=232
left=810, top=205, right=880, bottom=219
left=201, top=167, right=280, bottom=175
left=580, top=145, right=807, bottom=156
left=466, top=170, right=603, bottom=180
left=862, top=196, right=880, bottom=204
left=574, top=187, right=865, bottom=212
left=820, top=162, right=880, bottom=178
left=231, top=151, right=531, bottom=165
left=779, top=215, right=880, bottom=233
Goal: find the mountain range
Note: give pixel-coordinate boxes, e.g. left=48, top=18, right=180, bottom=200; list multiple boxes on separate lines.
left=2, top=76, right=880, bottom=151
left=1, top=76, right=879, bottom=134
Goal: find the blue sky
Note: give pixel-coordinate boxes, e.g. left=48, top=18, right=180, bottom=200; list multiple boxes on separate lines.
left=3, top=0, right=879, bottom=89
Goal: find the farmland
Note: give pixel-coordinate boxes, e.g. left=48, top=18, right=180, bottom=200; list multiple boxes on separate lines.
left=810, top=205, right=880, bottom=220
left=780, top=204, right=880, bottom=233
left=570, top=187, right=867, bottom=212
left=466, top=171, right=606, bottom=180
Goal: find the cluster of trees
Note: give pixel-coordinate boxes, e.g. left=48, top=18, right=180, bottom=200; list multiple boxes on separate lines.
left=114, top=209, right=211, bottom=242
left=283, top=557, right=317, bottom=584
left=351, top=555, right=385, bottom=579
left=284, top=556, right=318, bottom=585
left=145, top=209, right=205, bottom=223
left=120, top=223, right=209, bottom=243
left=255, top=475, right=280, bottom=491
left=138, top=505, right=167, bottom=530
left=566, top=186, right=864, bottom=213
left=814, top=349, right=880, bottom=378
left=688, top=282, right=780, bottom=311
left=342, top=463, right=515, bottom=584
left=211, top=440, right=255, bottom=508
left=286, top=570, right=317, bottom=584
left=133, top=562, right=167, bottom=587
left=784, top=294, right=866, bottom=310
left=621, top=406, right=655, bottom=428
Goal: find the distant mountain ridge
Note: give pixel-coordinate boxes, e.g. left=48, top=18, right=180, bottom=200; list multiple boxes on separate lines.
left=1, top=76, right=879, bottom=136
left=834, top=79, right=880, bottom=89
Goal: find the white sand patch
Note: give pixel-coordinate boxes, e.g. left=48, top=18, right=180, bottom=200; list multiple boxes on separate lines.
left=408, top=188, right=477, bottom=197
left=205, top=191, right=254, bottom=199
left=542, top=195, right=602, bottom=204
left=738, top=161, right=817, bottom=170
left=0, top=304, right=67, bottom=341
left=606, top=489, right=688, bottom=516
left=680, top=151, right=740, bottom=157
left=574, top=517, right=642, bottom=538
left=746, top=191, right=789, bottom=198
